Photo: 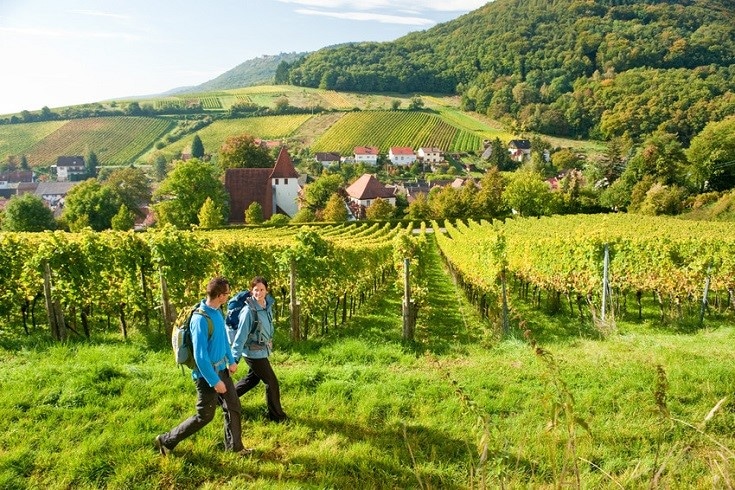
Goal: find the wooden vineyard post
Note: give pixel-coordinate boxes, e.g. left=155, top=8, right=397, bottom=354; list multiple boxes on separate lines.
left=601, top=244, right=610, bottom=321
left=290, top=258, right=301, bottom=341
left=700, top=262, right=712, bottom=326
left=43, top=262, right=66, bottom=341
left=402, top=258, right=416, bottom=341
left=159, top=270, right=174, bottom=335
left=501, top=269, right=509, bottom=335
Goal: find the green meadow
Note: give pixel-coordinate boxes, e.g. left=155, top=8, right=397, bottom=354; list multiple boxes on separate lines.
left=1, top=236, right=734, bottom=489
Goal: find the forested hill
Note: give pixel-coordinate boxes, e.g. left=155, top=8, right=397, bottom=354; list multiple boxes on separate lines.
left=278, top=0, right=735, bottom=143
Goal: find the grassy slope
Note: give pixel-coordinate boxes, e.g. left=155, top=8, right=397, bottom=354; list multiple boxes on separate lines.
left=154, top=114, right=314, bottom=161
left=4, top=86, right=607, bottom=166
left=1, top=235, right=733, bottom=488
left=0, top=120, right=67, bottom=159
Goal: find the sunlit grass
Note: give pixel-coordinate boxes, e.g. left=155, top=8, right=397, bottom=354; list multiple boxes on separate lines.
left=1, top=238, right=734, bottom=488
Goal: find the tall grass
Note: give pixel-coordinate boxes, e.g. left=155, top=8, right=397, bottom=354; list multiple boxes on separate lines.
left=1, top=237, right=734, bottom=488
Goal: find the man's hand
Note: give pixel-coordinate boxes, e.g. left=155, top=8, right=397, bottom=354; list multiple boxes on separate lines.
left=214, top=380, right=227, bottom=394
left=228, top=363, right=238, bottom=374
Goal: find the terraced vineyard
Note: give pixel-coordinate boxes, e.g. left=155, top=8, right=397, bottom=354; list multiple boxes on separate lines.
left=310, top=110, right=483, bottom=155
left=0, top=120, right=67, bottom=159
left=158, top=114, right=313, bottom=159
left=23, top=117, right=172, bottom=166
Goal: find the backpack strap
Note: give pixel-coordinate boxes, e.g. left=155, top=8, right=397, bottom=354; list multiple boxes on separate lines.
left=193, top=308, right=214, bottom=338
left=244, top=297, right=262, bottom=337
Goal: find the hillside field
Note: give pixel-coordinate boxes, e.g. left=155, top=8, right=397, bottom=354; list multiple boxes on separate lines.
left=0, top=86, right=605, bottom=167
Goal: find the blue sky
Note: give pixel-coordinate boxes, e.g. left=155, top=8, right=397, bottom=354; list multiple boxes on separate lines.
left=0, top=0, right=488, bottom=115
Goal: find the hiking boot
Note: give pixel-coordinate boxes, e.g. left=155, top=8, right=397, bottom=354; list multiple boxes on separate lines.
left=155, top=435, right=171, bottom=456
left=268, top=413, right=289, bottom=423
left=236, top=447, right=254, bottom=456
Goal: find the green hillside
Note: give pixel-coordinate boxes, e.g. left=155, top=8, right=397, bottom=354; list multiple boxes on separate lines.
left=155, top=114, right=314, bottom=160
left=310, top=110, right=487, bottom=155
left=281, top=0, right=735, bottom=143
left=0, top=121, right=67, bottom=160
left=4, top=88, right=564, bottom=167
left=22, top=117, right=173, bottom=166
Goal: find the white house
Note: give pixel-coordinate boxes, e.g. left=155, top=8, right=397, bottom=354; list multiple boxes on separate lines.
left=417, top=147, right=443, bottom=164
left=345, top=173, right=396, bottom=209
left=508, top=139, right=531, bottom=162
left=388, top=147, right=416, bottom=166
left=54, top=156, right=86, bottom=182
left=354, top=146, right=379, bottom=165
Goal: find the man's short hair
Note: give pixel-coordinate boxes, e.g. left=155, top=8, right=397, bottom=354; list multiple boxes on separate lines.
left=206, top=276, right=230, bottom=299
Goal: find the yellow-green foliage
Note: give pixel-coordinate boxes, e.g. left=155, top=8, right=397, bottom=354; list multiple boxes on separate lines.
left=0, top=120, right=67, bottom=159
left=311, top=110, right=482, bottom=155
left=24, top=117, right=172, bottom=166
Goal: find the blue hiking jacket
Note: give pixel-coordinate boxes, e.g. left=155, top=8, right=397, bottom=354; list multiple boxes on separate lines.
left=231, top=294, right=275, bottom=362
left=190, top=300, right=235, bottom=387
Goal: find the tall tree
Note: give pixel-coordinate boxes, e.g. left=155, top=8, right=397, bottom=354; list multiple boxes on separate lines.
left=2, top=194, right=56, bottom=232
left=62, top=179, right=121, bottom=231
left=85, top=150, right=99, bottom=178
left=153, top=159, right=229, bottom=228
left=365, top=197, right=394, bottom=220
left=303, top=174, right=343, bottom=211
left=111, top=204, right=136, bottom=231
left=502, top=170, right=553, bottom=217
left=191, top=134, right=205, bottom=159
left=686, top=115, right=735, bottom=192
left=102, top=167, right=151, bottom=217
left=218, top=134, right=274, bottom=170
left=322, top=194, right=348, bottom=222
left=153, top=154, right=168, bottom=181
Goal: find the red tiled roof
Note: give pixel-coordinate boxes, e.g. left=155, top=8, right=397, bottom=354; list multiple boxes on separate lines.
left=345, top=174, right=395, bottom=200
left=270, top=147, right=299, bottom=179
left=354, top=146, right=379, bottom=155
left=390, top=147, right=414, bottom=155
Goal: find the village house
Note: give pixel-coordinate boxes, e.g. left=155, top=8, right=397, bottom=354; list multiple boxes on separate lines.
left=34, top=181, right=79, bottom=216
left=417, top=147, right=443, bottom=164
left=345, top=173, right=396, bottom=219
left=508, top=139, right=531, bottom=162
left=354, top=146, right=379, bottom=165
left=54, top=156, right=86, bottom=182
left=314, top=152, right=341, bottom=167
left=388, top=146, right=416, bottom=166
left=224, top=147, right=301, bottom=223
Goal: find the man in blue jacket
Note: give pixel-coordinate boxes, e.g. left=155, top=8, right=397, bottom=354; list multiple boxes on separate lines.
left=156, top=276, right=250, bottom=456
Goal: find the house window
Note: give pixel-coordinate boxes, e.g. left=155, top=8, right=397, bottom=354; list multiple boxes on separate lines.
left=284, top=178, right=288, bottom=184
left=275, top=178, right=279, bottom=185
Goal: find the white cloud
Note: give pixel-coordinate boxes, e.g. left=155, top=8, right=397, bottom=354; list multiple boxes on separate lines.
left=70, top=10, right=132, bottom=20
left=295, top=8, right=434, bottom=26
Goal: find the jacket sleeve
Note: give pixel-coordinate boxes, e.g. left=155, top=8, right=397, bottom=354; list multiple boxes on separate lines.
left=230, top=305, right=253, bottom=363
left=191, top=314, right=219, bottom=387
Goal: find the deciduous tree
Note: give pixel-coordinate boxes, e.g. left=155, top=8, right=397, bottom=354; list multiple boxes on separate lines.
left=218, top=134, right=274, bottom=170
left=111, top=204, right=136, bottom=231
left=153, top=159, right=228, bottom=228
left=199, top=197, right=225, bottom=228
left=244, top=201, right=264, bottom=224
left=62, top=179, right=121, bottom=231
left=322, top=194, right=348, bottom=222
left=365, top=197, right=394, bottom=220
left=2, top=194, right=56, bottom=232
